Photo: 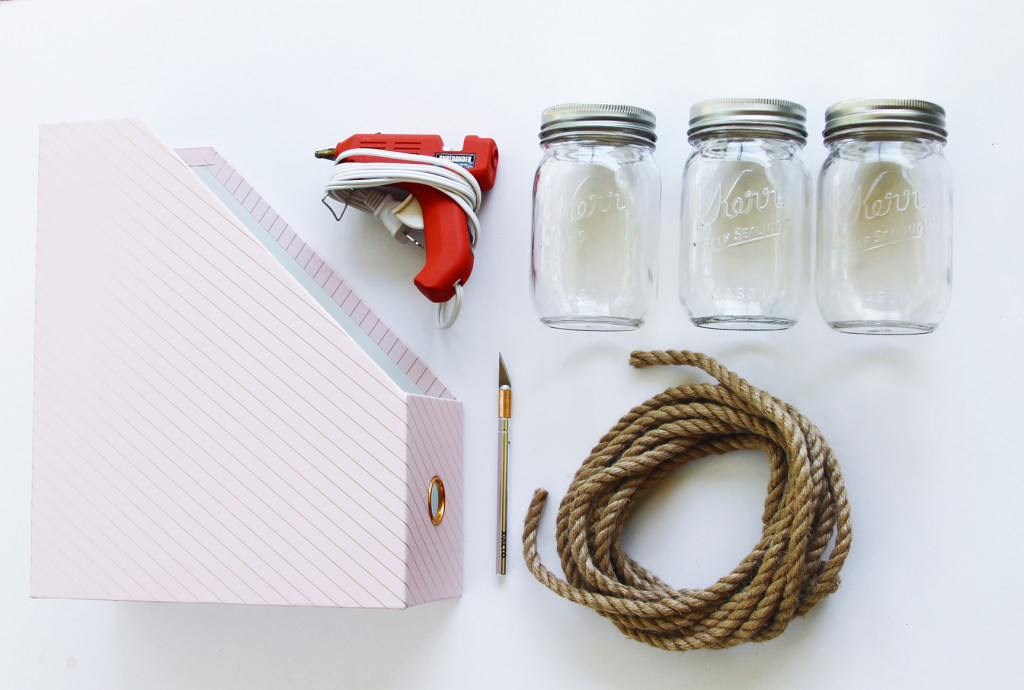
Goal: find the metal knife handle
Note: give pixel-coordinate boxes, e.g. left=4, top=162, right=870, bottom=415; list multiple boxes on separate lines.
left=498, top=420, right=509, bottom=575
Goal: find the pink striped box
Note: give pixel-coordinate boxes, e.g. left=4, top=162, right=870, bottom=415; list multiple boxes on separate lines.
left=31, top=119, right=462, bottom=608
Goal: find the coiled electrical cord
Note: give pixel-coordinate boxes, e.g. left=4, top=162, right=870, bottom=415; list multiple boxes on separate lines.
left=523, top=350, right=853, bottom=652
left=323, top=148, right=482, bottom=329
left=324, top=148, right=482, bottom=246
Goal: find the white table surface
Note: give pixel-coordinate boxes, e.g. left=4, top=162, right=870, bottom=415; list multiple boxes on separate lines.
left=2, top=1, right=1021, bottom=687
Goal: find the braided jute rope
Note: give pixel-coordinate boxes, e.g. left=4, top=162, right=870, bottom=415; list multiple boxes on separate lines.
left=522, top=350, right=852, bottom=651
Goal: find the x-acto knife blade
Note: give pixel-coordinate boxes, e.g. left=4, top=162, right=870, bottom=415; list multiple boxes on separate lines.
left=498, top=353, right=511, bottom=391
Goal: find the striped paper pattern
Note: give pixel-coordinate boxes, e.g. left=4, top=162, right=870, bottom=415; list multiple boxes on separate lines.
left=175, top=146, right=454, bottom=401
left=31, top=119, right=462, bottom=607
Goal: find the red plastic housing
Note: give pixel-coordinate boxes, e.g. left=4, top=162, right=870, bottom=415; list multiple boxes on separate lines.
left=332, top=134, right=499, bottom=303
left=334, top=134, right=499, bottom=190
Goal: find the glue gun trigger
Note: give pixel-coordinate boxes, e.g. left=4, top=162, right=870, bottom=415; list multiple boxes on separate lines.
left=400, top=182, right=475, bottom=303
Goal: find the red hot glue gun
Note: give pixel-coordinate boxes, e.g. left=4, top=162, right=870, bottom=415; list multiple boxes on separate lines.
left=317, top=134, right=499, bottom=307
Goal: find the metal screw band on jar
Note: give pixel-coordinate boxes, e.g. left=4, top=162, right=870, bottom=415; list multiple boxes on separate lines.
left=823, top=98, right=947, bottom=144
left=539, top=103, right=657, bottom=146
left=687, top=98, right=808, bottom=144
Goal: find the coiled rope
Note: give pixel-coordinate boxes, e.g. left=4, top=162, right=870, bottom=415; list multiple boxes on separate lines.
left=522, top=350, right=852, bottom=651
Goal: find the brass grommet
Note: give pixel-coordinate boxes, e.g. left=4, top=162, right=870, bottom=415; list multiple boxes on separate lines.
left=427, top=476, right=446, bottom=525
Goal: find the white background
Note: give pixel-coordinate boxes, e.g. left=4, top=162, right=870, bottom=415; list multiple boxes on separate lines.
left=2, top=0, right=1021, bottom=687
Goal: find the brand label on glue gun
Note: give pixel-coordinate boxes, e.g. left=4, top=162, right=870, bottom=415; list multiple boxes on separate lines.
left=435, top=152, right=477, bottom=168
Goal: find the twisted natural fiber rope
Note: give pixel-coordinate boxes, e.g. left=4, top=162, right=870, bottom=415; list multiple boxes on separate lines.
left=522, top=350, right=852, bottom=651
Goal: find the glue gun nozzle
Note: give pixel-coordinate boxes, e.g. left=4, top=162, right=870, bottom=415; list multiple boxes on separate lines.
left=314, top=148, right=338, bottom=160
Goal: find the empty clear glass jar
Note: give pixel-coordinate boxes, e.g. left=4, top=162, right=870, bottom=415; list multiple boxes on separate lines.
left=531, top=103, right=660, bottom=331
left=816, top=99, right=952, bottom=334
left=679, top=98, right=811, bottom=330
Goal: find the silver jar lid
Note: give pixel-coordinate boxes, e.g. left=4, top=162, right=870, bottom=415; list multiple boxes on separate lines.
left=687, top=98, right=808, bottom=144
left=539, top=103, right=657, bottom=146
left=823, top=98, right=947, bottom=143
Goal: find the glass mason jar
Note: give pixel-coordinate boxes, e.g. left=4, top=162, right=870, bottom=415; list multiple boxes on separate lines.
left=531, top=103, right=661, bottom=331
left=679, top=98, right=811, bottom=330
left=816, top=98, right=952, bottom=334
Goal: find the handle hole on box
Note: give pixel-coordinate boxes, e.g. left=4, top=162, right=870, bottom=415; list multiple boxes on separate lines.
left=428, top=476, right=446, bottom=526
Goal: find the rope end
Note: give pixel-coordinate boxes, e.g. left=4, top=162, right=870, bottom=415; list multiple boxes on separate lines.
left=629, top=349, right=691, bottom=369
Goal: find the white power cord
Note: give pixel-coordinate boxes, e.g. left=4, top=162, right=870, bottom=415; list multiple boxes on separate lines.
left=325, top=148, right=482, bottom=246
left=327, top=187, right=426, bottom=246
left=323, top=148, right=483, bottom=328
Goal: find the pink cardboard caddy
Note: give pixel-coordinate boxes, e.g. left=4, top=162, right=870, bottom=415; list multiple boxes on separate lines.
left=31, top=119, right=462, bottom=608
